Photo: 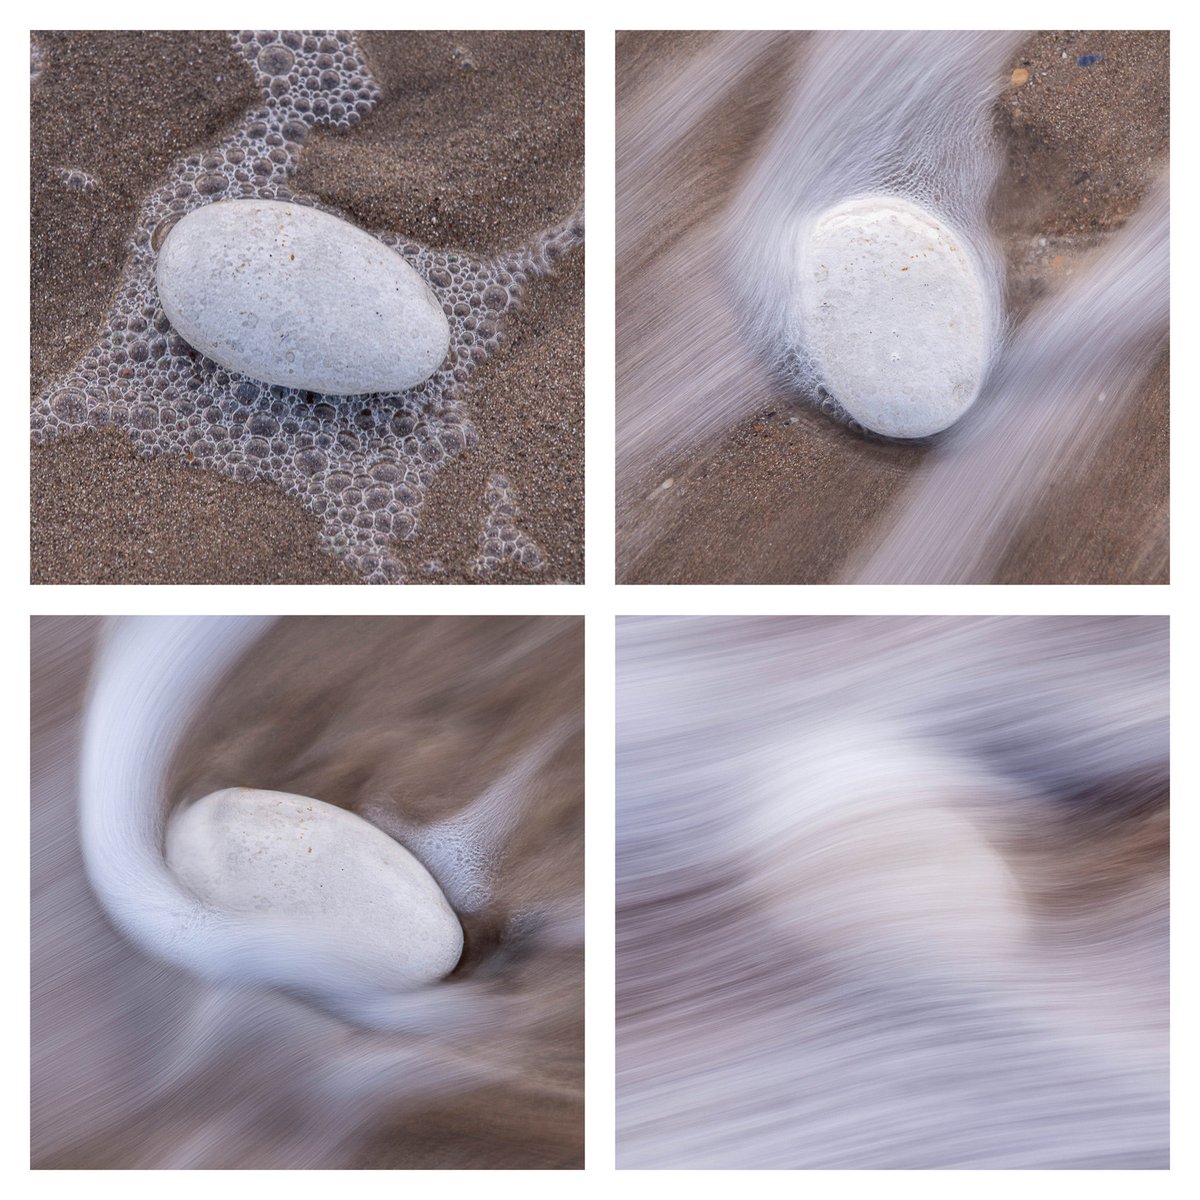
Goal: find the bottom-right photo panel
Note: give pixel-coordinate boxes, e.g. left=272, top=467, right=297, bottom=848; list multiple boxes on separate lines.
left=616, top=616, right=1168, bottom=1169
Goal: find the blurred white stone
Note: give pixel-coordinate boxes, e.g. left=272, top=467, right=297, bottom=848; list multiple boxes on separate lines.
left=744, top=724, right=1026, bottom=967
left=166, top=787, right=463, bottom=989
left=797, top=196, right=990, bottom=438
left=156, top=200, right=450, bottom=394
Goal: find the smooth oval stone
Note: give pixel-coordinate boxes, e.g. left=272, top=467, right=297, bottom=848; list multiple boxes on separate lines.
left=166, top=787, right=463, bottom=989
left=156, top=200, right=451, bottom=395
left=796, top=196, right=990, bottom=438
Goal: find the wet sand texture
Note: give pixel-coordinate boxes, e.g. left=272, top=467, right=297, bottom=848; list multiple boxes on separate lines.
left=615, top=31, right=1168, bottom=584
left=30, top=31, right=583, bottom=584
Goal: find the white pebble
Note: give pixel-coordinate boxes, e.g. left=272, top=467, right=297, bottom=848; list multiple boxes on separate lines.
left=156, top=200, right=450, bottom=395
left=166, top=787, right=463, bottom=990
left=796, top=196, right=991, bottom=438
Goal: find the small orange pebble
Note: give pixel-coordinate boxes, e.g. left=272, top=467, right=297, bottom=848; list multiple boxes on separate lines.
left=1011, top=68, right=1030, bottom=87
left=1052, top=255, right=1065, bottom=272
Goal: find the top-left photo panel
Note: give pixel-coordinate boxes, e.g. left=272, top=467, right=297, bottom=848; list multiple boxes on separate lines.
left=31, top=30, right=584, bottom=584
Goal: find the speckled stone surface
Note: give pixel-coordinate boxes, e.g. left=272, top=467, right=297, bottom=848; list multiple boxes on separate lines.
left=798, top=197, right=990, bottom=439
left=157, top=200, right=450, bottom=394
left=166, top=786, right=463, bottom=989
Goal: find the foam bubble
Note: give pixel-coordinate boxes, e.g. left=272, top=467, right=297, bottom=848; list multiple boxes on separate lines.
left=57, top=166, right=100, bottom=194
left=474, top=474, right=544, bottom=576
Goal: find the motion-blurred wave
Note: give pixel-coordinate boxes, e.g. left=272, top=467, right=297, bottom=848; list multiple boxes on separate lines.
left=616, top=31, right=1168, bottom=584
left=616, top=616, right=1168, bottom=1168
left=31, top=616, right=583, bottom=1169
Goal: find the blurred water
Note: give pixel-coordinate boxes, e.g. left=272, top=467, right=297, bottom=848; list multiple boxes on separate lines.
left=616, top=31, right=1168, bottom=583
left=848, top=180, right=1168, bottom=582
left=616, top=616, right=1168, bottom=1168
left=32, top=616, right=583, bottom=1168
left=618, top=32, right=1016, bottom=465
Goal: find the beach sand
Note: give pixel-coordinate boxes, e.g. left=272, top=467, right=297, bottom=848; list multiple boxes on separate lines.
left=30, top=31, right=583, bottom=584
left=616, top=30, right=1168, bottom=584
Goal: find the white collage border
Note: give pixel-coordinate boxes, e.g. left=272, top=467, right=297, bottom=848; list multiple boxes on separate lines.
left=10, top=2, right=1195, bottom=1196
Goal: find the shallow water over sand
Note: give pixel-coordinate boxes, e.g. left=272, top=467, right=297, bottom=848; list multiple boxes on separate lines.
left=616, top=30, right=1168, bottom=584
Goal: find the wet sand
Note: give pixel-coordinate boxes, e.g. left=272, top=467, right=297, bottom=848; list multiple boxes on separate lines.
left=30, top=32, right=261, bottom=394
left=31, top=428, right=358, bottom=583
left=297, top=31, right=584, bottom=256
left=616, top=30, right=1168, bottom=584
left=30, top=31, right=583, bottom=584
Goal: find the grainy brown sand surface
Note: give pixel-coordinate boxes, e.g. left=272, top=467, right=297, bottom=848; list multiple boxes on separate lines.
left=30, top=30, right=583, bottom=584
left=31, top=427, right=358, bottom=584
left=30, top=32, right=260, bottom=394
left=297, top=31, right=584, bottom=255
left=616, top=30, right=1168, bottom=584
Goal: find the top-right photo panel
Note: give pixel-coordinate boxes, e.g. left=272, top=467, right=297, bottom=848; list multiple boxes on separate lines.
left=616, top=30, right=1168, bottom=584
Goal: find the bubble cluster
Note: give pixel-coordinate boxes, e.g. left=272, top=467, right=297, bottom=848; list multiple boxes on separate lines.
left=451, top=44, right=478, bottom=73
left=56, top=166, right=100, bottom=194
left=31, top=29, right=584, bottom=583
left=473, top=475, right=545, bottom=576
left=775, top=347, right=860, bottom=431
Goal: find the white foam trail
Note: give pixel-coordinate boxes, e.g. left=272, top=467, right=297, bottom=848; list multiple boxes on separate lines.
left=79, top=616, right=525, bottom=1034
left=847, top=179, right=1169, bottom=582
left=80, top=616, right=275, bottom=963
left=399, top=725, right=574, bottom=913
left=617, top=32, right=1167, bottom=583
left=729, top=30, right=1014, bottom=412
left=618, top=31, right=1018, bottom=472
left=39, top=616, right=583, bottom=1167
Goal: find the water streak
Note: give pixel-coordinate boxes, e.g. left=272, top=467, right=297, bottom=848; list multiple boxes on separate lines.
left=34, top=616, right=583, bottom=1167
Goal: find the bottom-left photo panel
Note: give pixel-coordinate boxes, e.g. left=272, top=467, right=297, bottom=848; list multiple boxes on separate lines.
left=31, top=615, right=584, bottom=1169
